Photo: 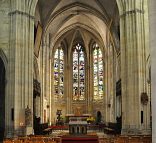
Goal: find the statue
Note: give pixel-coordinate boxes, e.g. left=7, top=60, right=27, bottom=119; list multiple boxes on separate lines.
left=25, top=105, right=32, bottom=126
left=56, top=109, right=63, bottom=125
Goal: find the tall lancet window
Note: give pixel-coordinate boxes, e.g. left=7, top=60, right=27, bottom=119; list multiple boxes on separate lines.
left=54, top=47, right=64, bottom=101
left=73, top=43, right=85, bottom=101
left=93, top=43, right=104, bottom=100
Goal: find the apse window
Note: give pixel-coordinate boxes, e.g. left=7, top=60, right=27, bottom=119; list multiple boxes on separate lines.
left=73, top=43, right=85, bottom=101
left=54, top=46, right=64, bottom=101
left=93, top=43, right=104, bottom=100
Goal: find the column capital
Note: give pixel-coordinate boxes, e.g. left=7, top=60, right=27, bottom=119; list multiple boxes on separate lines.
left=117, top=0, right=145, bottom=17
left=120, top=9, right=144, bottom=18
left=8, top=10, right=35, bottom=20
left=10, top=0, right=37, bottom=17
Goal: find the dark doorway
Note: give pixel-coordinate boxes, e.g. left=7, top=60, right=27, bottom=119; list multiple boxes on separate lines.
left=0, top=58, right=5, bottom=141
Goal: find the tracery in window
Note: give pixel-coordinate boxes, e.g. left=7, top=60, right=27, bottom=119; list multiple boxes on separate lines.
left=54, top=47, right=64, bottom=101
left=73, top=43, right=85, bottom=101
left=93, top=43, right=104, bottom=100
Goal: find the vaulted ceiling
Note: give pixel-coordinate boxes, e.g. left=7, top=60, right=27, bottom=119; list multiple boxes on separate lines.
left=35, top=0, right=119, bottom=52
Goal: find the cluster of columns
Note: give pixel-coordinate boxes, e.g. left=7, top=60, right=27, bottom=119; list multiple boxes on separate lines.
left=6, top=0, right=37, bottom=137
left=117, top=0, right=151, bottom=134
left=39, top=34, right=51, bottom=123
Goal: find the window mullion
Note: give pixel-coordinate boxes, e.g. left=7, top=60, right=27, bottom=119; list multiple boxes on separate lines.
left=97, top=49, right=99, bottom=97
left=58, top=50, right=60, bottom=96
left=78, top=50, right=80, bottom=99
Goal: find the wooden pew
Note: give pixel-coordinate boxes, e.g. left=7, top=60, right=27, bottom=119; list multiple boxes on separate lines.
left=104, top=122, right=119, bottom=135
left=43, top=127, right=52, bottom=135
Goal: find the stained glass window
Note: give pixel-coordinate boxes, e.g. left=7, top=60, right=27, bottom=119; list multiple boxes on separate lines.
left=93, top=43, right=104, bottom=100
left=73, top=43, right=85, bottom=101
left=54, top=47, right=64, bottom=101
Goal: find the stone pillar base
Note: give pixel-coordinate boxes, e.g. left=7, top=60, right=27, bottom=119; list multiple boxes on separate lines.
left=14, top=127, right=26, bottom=137
left=6, top=130, right=14, bottom=138
left=26, top=127, right=33, bottom=135
left=140, top=129, right=151, bottom=135
left=122, top=128, right=151, bottom=135
left=121, top=128, right=141, bottom=135
left=5, top=126, right=34, bottom=138
left=5, top=126, right=14, bottom=138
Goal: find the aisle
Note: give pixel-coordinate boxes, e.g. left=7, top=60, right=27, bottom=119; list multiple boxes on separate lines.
left=62, top=135, right=99, bottom=143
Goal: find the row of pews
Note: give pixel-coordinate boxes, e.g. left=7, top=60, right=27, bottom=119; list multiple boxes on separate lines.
left=99, top=135, right=152, bottom=143
left=3, top=135, right=151, bottom=143
left=3, top=136, right=61, bottom=143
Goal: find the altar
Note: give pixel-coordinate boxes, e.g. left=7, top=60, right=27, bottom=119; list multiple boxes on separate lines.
left=69, top=116, right=88, bottom=135
left=67, top=114, right=91, bottom=135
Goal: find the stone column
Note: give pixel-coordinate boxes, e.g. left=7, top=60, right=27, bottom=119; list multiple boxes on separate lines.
left=149, top=0, right=156, bottom=141
left=117, top=0, right=150, bottom=134
left=66, top=47, right=72, bottom=114
left=8, top=0, right=35, bottom=136
left=39, top=40, right=44, bottom=122
left=40, top=37, right=45, bottom=123
left=49, top=56, right=52, bottom=125
left=50, top=42, right=55, bottom=123
left=88, top=46, right=93, bottom=114
left=45, top=34, right=50, bottom=123
left=65, top=44, right=70, bottom=114
left=86, top=45, right=91, bottom=114
left=110, top=43, right=116, bottom=122
left=66, top=64, right=71, bottom=113
left=63, top=44, right=68, bottom=115
left=40, top=34, right=50, bottom=123
left=105, top=43, right=115, bottom=123
left=104, top=48, right=109, bottom=123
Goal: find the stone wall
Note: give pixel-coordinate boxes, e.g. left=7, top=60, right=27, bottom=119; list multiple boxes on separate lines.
left=0, top=0, right=9, bottom=57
